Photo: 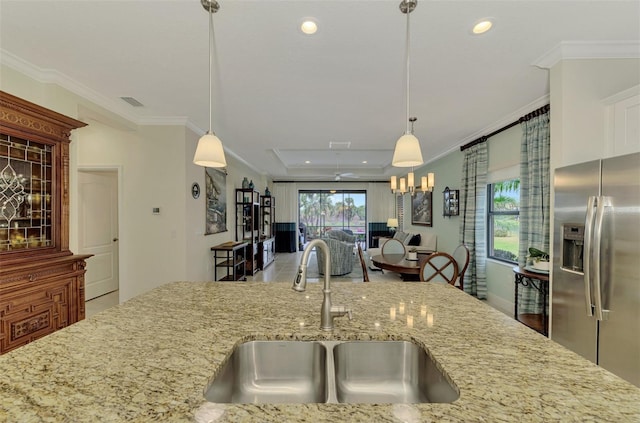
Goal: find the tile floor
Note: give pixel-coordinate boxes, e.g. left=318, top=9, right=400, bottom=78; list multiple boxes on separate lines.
left=85, top=289, right=120, bottom=318
left=85, top=251, right=401, bottom=316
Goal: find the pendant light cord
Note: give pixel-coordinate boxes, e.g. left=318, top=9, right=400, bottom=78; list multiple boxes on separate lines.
left=405, top=7, right=411, bottom=135
left=208, top=6, right=214, bottom=133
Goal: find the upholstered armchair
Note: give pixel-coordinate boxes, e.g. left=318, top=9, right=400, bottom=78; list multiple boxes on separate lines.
left=315, top=237, right=355, bottom=276
left=325, top=229, right=356, bottom=244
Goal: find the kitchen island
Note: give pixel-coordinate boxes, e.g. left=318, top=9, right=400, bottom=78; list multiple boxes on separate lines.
left=1, top=281, right=638, bottom=422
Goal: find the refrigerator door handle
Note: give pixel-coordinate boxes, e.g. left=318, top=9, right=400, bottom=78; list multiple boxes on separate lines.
left=593, top=196, right=612, bottom=321
left=583, top=196, right=596, bottom=317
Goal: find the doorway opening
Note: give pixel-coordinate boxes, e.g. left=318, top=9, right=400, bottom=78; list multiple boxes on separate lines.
left=78, top=169, right=119, bottom=301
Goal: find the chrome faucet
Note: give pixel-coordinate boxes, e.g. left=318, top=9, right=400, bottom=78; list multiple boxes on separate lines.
left=293, top=239, right=353, bottom=331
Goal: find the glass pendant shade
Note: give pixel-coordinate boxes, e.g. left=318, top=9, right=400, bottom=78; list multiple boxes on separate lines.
left=194, top=131, right=227, bottom=167
left=392, top=133, right=423, bottom=167
left=390, top=175, right=398, bottom=191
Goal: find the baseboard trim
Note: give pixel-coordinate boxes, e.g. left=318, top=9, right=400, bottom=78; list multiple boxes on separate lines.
left=487, top=293, right=513, bottom=317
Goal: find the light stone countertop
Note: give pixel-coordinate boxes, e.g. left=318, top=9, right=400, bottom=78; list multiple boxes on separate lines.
left=1, top=281, right=639, bottom=422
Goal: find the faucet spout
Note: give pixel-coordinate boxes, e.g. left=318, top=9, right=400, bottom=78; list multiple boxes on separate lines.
left=292, top=239, right=331, bottom=292
left=292, top=239, right=352, bottom=331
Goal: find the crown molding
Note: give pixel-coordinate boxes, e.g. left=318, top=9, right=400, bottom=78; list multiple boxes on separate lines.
left=0, top=49, right=194, bottom=128
left=533, top=41, right=640, bottom=69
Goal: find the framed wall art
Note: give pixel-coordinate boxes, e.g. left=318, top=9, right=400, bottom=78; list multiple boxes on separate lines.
left=205, top=167, right=227, bottom=235
left=442, top=186, right=459, bottom=217
left=411, top=191, right=433, bottom=227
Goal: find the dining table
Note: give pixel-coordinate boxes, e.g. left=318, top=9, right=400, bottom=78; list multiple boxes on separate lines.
left=371, top=252, right=433, bottom=281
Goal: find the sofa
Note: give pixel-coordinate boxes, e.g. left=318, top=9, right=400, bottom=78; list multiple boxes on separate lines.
left=364, top=231, right=437, bottom=271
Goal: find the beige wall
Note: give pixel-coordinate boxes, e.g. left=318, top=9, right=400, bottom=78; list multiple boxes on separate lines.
left=402, top=151, right=463, bottom=256
left=74, top=122, right=189, bottom=300
left=184, top=129, right=268, bottom=282
left=0, top=64, right=267, bottom=301
left=3, top=56, right=637, bottom=307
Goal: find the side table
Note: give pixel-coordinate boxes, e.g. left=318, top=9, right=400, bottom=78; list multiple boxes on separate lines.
left=211, top=242, right=248, bottom=281
left=513, top=266, right=549, bottom=336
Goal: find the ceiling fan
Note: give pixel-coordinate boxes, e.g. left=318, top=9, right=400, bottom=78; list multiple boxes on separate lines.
left=334, top=171, right=358, bottom=181
left=333, top=153, right=359, bottom=181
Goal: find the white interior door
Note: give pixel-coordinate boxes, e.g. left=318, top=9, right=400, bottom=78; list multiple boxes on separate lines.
left=79, top=170, right=119, bottom=300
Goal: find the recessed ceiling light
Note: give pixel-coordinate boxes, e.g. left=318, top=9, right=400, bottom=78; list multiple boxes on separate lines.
left=472, top=18, right=494, bottom=35
left=300, top=19, right=318, bottom=35
left=362, top=161, right=368, bottom=164
left=305, top=160, right=311, bottom=164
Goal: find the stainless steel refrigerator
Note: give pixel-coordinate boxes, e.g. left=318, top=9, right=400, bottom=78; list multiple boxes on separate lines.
left=552, top=152, right=639, bottom=387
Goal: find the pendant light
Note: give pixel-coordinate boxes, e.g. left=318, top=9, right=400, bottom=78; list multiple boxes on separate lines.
left=193, top=0, right=227, bottom=168
left=392, top=0, right=423, bottom=168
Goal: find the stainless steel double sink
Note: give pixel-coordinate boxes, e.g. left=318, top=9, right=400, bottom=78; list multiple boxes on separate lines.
left=204, top=340, right=459, bottom=404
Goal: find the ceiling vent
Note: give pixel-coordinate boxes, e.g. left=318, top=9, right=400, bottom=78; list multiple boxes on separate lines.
left=120, top=96, right=144, bottom=107
left=329, top=141, right=351, bottom=149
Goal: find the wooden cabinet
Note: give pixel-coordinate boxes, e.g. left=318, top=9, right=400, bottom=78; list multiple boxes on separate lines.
left=259, top=195, right=276, bottom=269
left=0, top=91, right=91, bottom=354
left=235, top=189, right=259, bottom=275
left=258, top=237, right=275, bottom=270
left=0, top=255, right=90, bottom=352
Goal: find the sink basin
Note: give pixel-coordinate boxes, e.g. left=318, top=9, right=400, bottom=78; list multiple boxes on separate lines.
left=333, top=341, right=459, bottom=403
left=204, top=340, right=328, bottom=403
left=204, top=340, right=458, bottom=404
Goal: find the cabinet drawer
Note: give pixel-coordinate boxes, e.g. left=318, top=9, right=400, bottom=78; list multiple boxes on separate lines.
left=0, top=277, right=77, bottom=353
left=0, top=260, right=83, bottom=292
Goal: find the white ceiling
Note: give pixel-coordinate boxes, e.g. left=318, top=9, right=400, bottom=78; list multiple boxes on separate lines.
left=1, top=1, right=639, bottom=181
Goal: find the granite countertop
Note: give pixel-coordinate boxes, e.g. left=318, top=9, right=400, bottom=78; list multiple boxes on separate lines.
left=1, top=281, right=639, bottom=422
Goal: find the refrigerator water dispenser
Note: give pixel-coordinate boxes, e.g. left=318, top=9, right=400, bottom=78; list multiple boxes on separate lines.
left=562, top=225, right=584, bottom=272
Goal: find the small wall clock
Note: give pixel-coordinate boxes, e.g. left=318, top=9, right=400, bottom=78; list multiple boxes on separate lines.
left=191, top=182, right=201, bottom=199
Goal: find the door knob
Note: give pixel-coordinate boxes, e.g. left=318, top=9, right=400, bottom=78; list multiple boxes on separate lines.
left=113, top=238, right=119, bottom=242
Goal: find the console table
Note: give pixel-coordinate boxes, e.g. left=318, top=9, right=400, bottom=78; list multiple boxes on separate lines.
left=211, top=242, right=248, bottom=281
left=513, top=266, right=549, bottom=336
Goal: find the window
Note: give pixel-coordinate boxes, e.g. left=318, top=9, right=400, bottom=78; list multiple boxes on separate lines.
left=487, top=179, right=520, bottom=263
left=298, top=190, right=367, bottom=248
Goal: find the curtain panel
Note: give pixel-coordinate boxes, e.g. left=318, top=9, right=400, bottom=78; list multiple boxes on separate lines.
left=459, top=143, right=488, bottom=299
left=518, top=110, right=551, bottom=314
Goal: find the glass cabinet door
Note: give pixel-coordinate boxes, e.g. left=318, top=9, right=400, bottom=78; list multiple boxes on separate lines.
left=0, top=134, right=54, bottom=251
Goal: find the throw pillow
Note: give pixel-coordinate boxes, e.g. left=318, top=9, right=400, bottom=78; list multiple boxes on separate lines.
left=408, top=234, right=421, bottom=246
left=393, top=231, right=409, bottom=243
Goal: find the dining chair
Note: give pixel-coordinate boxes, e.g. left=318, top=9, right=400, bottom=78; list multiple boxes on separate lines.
left=381, top=238, right=406, bottom=256
left=419, top=252, right=459, bottom=285
left=357, top=244, right=370, bottom=282
left=452, top=244, right=470, bottom=291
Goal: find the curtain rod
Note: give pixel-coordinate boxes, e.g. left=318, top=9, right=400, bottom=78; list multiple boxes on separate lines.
left=460, top=104, right=550, bottom=151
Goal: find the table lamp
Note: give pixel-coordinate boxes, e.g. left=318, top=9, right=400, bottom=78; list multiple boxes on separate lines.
left=387, top=218, right=398, bottom=233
